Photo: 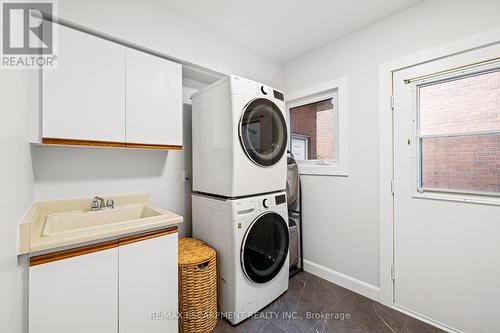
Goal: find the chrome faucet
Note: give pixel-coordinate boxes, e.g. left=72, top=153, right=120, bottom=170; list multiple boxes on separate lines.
left=90, top=196, right=114, bottom=211
left=106, top=199, right=114, bottom=209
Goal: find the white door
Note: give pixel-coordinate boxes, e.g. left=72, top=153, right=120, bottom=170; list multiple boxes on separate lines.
left=393, top=43, right=500, bottom=332
left=119, top=232, right=178, bottom=333
left=125, top=48, right=182, bottom=146
left=42, top=24, right=126, bottom=142
left=29, top=248, right=118, bottom=333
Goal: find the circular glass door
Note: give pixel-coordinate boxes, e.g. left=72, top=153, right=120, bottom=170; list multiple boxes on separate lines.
left=239, top=98, right=288, bottom=167
left=241, top=212, right=289, bottom=284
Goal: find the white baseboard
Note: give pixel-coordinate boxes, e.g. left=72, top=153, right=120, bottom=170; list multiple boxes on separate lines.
left=392, top=305, right=462, bottom=333
left=303, top=260, right=380, bottom=302
left=303, top=261, right=463, bottom=333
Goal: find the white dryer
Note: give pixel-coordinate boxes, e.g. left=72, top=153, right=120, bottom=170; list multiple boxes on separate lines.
left=191, top=75, right=288, bottom=197
left=192, top=191, right=289, bottom=325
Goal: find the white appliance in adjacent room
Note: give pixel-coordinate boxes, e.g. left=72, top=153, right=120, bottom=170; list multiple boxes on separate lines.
left=192, top=191, right=289, bottom=325
left=191, top=75, right=288, bottom=198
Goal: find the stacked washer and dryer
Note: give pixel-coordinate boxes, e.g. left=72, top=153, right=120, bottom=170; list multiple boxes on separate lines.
left=191, top=75, right=289, bottom=325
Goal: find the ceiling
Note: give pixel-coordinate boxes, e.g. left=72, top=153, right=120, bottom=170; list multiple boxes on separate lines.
left=157, top=0, right=422, bottom=63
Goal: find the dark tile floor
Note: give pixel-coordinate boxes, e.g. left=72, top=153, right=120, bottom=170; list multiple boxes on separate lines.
left=213, top=271, right=444, bottom=333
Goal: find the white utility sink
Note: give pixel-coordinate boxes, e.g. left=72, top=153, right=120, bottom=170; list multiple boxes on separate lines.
left=19, top=193, right=183, bottom=254
left=42, top=204, right=164, bottom=237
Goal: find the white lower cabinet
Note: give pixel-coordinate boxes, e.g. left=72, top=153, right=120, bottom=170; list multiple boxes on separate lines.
left=119, top=232, right=178, bottom=333
left=29, top=247, right=119, bottom=333
left=29, top=231, right=178, bottom=333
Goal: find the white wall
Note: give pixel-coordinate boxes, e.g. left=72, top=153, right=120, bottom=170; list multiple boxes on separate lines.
left=0, top=71, right=36, bottom=333
left=284, top=0, right=500, bottom=289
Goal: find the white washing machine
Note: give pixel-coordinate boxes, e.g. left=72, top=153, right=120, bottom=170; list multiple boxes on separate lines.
left=192, top=191, right=289, bottom=325
left=191, top=75, right=288, bottom=198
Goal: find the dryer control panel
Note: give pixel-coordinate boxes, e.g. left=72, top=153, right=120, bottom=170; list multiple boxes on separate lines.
left=258, top=84, right=284, bottom=102
left=230, top=75, right=284, bottom=104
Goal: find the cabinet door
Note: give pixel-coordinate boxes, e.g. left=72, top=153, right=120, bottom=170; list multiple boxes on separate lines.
left=29, top=248, right=118, bottom=333
left=42, top=24, right=126, bottom=142
left=119, top=232, right=178, bottom=333
left=126, top=49, right=182, bottom=146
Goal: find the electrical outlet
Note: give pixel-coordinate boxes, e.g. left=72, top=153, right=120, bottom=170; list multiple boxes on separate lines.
left=182, top=170, right=189, bottom=182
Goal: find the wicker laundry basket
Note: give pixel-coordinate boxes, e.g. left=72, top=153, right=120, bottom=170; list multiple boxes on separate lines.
left=178, top=237, right=204, bottom=252
left=178, top=238, right=217, bottom=333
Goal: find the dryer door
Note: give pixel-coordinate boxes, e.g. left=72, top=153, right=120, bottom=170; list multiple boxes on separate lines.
left=239, top=98, right=288, bottom=167
left=241, top=212, right=289, bottom=284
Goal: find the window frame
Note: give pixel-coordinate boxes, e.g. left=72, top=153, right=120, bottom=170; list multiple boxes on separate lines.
left=411, top=63, right=500, bottom=202
left=286, top=77, right=349, bottom=176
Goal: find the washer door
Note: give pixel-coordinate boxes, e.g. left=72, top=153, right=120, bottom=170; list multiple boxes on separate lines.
left=239, top=98, right=288, bottom=167
left=241, top=212, right=289, bottom=284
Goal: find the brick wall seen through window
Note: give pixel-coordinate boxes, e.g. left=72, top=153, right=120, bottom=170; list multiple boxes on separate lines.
left=290, top=99, right=337, bottom=161
left=419, top=70, right=500, bottom=193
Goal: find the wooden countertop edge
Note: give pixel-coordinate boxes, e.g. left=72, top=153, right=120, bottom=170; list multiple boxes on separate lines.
left=30, top=226, right=178, bottom=266
left=118, top=226, right=178, bottom=246
left=42, top=137, right=182, bottom=150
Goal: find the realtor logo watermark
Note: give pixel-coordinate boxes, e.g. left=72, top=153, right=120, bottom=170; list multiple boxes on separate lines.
left=1, top=0, right=57, bottom=68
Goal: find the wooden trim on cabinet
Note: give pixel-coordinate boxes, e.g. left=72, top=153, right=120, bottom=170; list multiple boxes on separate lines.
left=29, top=226, right=178, bottom=266
left=30, top=239, right=119, bottom=266
left=124, top=142, right=182, bottom=150
left=42, top=137, right=182, bottom=150
left=119, top=226, right=178, bottom=246
left=42, top=137, right=125, bottom=148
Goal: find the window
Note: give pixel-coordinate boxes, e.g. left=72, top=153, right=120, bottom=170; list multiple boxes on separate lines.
left=286, top=77, right=348, bottom=176
left=417, top=69, right=500, bottom=194
left=289, top=99, right=337, bottom=162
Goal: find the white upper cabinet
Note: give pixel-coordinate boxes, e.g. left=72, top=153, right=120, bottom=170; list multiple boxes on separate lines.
left=42, top=24, right=126, bottom=143
left=39, top=24, right=182, bottom=149
left=126, top=49, right=182, bottom=146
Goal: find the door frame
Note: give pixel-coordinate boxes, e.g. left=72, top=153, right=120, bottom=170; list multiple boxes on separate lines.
left=378, top=27, right=500, bottom=329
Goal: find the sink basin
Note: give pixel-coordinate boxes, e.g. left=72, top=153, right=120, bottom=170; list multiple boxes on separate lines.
left=42, top=204, right=163, bottom=237
left=18, top=193, right=183, bottom=255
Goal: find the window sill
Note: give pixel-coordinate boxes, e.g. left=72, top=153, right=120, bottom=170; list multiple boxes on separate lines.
left=297, top=162, right=349, bottom=176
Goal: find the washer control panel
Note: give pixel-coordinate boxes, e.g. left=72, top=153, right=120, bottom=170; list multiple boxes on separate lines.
left=261, top=193, right=286, bottom=209
left=274, top=194, right=286, bottom=205
left=229, top=192, right=286, bottom=220
left=232, top=192, right=287, bottom=219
